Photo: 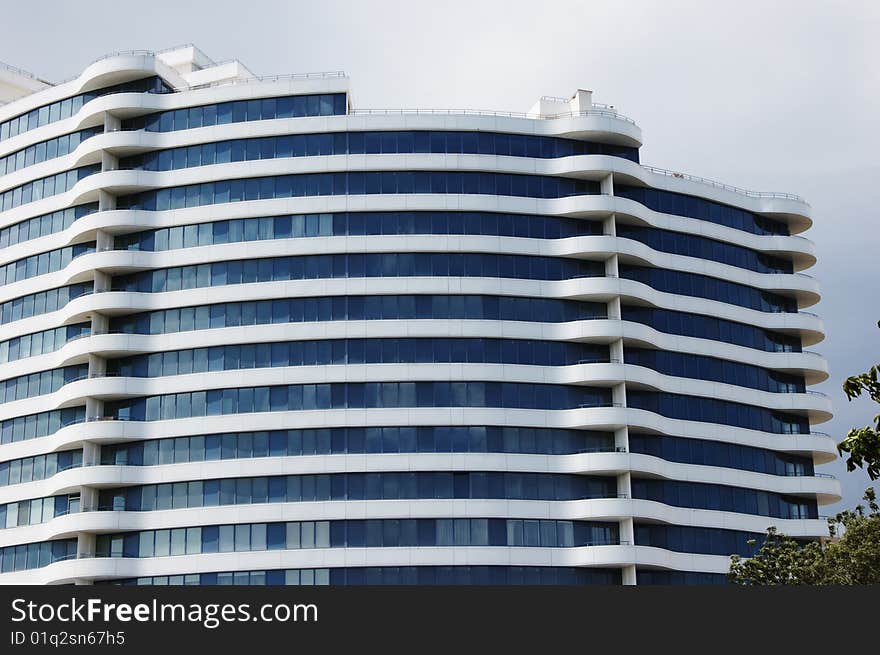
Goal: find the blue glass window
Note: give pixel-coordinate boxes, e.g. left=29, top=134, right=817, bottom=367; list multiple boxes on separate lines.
left=634, top=524, right=812, bottom=556
left=116, top=172, right=601, bottom=210
left=111, top=254, right=603, bottom=294
left=119, top=129, right=638, bottom=171
left=100, top=472, right=616, bottom=511
left=628, top=433, right=813, bottom=476
left=0, top=494, right=81, bottom=529
left=0, top=538, right=77, bottom=573
left=0, top=364, right=87, bottom=405
left=622, top=306, right=802, bottom=353
left=632, top=478, right=817, bottom=518
left=0, top=166, right=100, bottom=212
left=615, top=185, right=788, bottom=236
left=101, top=426, right=613, bottom=465
left=109, top=296, right=604, bottom=337
left=95, top=518, right=618, bottom=558
left=0, top=450, right=82, bottom=487
left=114, top=211, right=603, bottom=251
left=0, top=407, right=85, bottom=446
left=0, top=283, right=92, bottom=326
left=0, top=203, right=92, bottom=251
left=1, top=77, right=171, bottom=143
left=0, top=323, right=89, bottom=365
left=124, top=93, right=347, bottom=132
left=107, top=338, right=608, bottom=377
left=617, top=224, right=793, bottom=274
left=105, top=382, right=612, bottom=421
left=619, top=265, right=797, bottom=313
left=625, top=347, right=805, bottom=393
left=0, top=243, right=95, bottom=289
left=626, top=390, right=809, bottom=434
left=0, top=128, right=102, bottom=176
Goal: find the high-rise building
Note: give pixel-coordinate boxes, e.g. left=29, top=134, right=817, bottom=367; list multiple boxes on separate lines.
left=0, top=46, right=838, bottom=585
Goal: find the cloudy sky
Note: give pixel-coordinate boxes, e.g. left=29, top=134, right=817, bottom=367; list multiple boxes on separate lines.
left=1, top=0, right=877, bottom=510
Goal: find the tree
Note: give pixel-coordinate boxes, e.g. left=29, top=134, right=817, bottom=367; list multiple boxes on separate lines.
left=837, top=354, right=880, bottom=481
left=729, top=488, right=880, bottom=585
left=729, top=323, right=880, bottom=584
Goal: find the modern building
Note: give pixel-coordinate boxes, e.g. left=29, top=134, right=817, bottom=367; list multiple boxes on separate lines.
left=0, top=45, right=838, bottom=585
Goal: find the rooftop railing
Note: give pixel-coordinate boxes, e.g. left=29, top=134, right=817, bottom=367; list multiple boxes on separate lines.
left=51, top=50, right=164, bottom=87
left=539, top=95, right=571, bottom=103
left=639, top=164, right=807, bottom=203
left=188, top=71, right=347, bottom=90
left=349, top=106, right=636, bottom=124
left=0, top=61, right=50, bottom=84
left=48, top=45, right=344, bottom=89
left=70, top=44, right=203, bottom=76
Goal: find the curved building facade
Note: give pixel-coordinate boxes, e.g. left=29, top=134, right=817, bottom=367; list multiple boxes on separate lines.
left=0, top=46, right=838, bottom=585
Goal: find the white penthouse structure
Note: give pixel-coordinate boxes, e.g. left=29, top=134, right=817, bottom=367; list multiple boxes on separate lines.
left=0, top=46, right=837, bottom=585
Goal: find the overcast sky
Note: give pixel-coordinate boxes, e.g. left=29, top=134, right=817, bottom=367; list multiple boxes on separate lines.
left=1, top=0, right=877, bottom=511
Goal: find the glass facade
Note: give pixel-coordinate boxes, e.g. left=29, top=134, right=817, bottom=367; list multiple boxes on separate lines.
left=628, top=433, right=814, bottom=476
left=632, top=478, right=817, bottom=519
left=0, top=165, right=100, bottom=212
left=0, top=322, right=90, bottom=365
left=113, top=211, right=604, bottom=251
left=119, top=130, right=639, bottom=171
left=121, top=93, right=347, bottom=132
left=614, top=184, right=789, bottom=235
left=104, top=382, right=614, bottom=421
left=0, top=407, right=86, bottom=445
left=0, top=127, right=103, bottom=177
left=98, top=472, right=617, bottom=511
left=0, top=364, right=88, bottom=405
left=0, top=204, right=98, bottom=250
left=619, top=264, right=798, bottom=313
left=624, top=347, right=805, bottom=393
left=0, top=450, right=82, bottom=487
left=0, top=493, right=79, bottom=529
left=110, top=253, right=604, bottom=293
left=0, top=56, right=828, bottom=585
left=106, top=339, right=609, bottom=377
left=0, top=539, right=77, bottom=574
left=116, top=172, right=601, bottom=210
left=108, top=296, right=607, bottom=335
left=0, top=283, right=92, bottom=326
left=0, top=242, right=95, bottom=288
left=99, top=427, right=616, bottom=465
left=626, top=390, right=809, bottom=434
left=634, top=524, right=770, bottom=556
left=616, top=223, right=794, bottom=274
left=621, top=306, right=802, bottom=352
left=0, top=76, right=171, bottom=143
left=95, top=519, right=620, bottom=558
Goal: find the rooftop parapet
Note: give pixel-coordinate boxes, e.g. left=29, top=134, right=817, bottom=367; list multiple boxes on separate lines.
left=0, top=61, right=51, bottom=105
left=529, top=89, right=612, bottom=117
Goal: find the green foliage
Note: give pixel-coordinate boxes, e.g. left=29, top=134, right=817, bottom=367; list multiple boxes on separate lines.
left=836, top=321, right=880, bottom=480
left=729, top=488, right=880, bottom=585
left=728, top=528, right=826, bottom=585
left=838, top=363, right=880, bottom=480
left=729, top=321, right=880, bottom=584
